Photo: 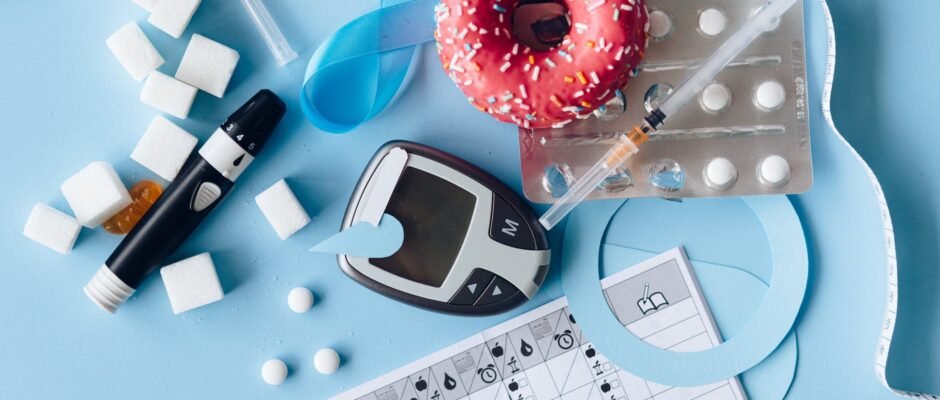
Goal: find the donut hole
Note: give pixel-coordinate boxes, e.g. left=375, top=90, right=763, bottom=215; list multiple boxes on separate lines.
left=513, top=0, right=571, bottom=52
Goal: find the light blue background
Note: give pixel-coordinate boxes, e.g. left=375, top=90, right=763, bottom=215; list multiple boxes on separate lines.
left=0, top=1, right=936, bottom=399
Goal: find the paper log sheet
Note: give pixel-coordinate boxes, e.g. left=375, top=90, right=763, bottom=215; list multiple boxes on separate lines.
left=336, top=248, right=747, bottom=400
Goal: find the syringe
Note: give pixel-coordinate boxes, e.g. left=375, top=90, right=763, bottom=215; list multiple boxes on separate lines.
left=538, top=0, right=800, bottom=230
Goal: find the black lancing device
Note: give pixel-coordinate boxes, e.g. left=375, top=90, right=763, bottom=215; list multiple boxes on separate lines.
left=84, top=90, right=286, bottom=313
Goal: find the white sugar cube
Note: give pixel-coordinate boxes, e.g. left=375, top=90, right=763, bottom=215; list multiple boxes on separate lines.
left=176, top=34, right=240, bottom=98
left=148, top=0, right=202, bottom=39
left=23, top=204, right=82, bottom=254
left=131, top=116, right=198, bottom=181
left=160, top=253, right=224, bottom=314
left=61, top=161, right=132, bottom=228
left=106, top=22, right=165, bottom=81
left=255, top=180, right=310, bottom=240
left=133, top=0, right=160, bottom=12
left=141, top=71, right=198, bottom=119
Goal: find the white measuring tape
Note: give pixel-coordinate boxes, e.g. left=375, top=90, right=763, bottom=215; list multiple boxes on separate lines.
left=818, top=1, right=937, bottom=398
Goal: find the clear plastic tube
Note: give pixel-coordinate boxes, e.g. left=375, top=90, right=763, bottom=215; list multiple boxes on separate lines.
left=538, top=0, right=800, bottom=230
left=539, top=130, right=644, bottom=230
left=241, top=0, right=298, bottom=67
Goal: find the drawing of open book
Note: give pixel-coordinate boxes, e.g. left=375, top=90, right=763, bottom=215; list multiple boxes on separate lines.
left=637, top=283, right=669, bottom=315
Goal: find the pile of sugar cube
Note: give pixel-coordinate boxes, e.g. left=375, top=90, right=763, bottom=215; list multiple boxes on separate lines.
left=23, top=0, right=315, bottom=316
left=108, top=0, right=240, bottom=119
left=24, top=1, right=340, bottom=387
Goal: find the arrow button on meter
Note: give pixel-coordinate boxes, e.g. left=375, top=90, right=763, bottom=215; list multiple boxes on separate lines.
left=476, top=276, right=519, bottom=306
left=449, top=269, right=495, bottom=306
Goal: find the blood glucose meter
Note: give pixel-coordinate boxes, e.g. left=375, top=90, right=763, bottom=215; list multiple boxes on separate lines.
left=340, top=141, right=551, bottom=315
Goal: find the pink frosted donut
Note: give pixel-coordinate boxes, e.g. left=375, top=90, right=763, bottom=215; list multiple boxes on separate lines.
left=434, top=0, right=648, bottom=129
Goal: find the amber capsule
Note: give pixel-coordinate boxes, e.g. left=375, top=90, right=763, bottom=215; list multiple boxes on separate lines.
left=103, top=180, right=164, bottom=234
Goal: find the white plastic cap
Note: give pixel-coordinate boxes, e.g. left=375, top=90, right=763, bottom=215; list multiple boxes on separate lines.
left=84, top=265, right=135, bottom=313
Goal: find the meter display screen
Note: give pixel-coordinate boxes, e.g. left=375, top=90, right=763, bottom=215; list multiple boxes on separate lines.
left=371, top=167, right=476, bottom=287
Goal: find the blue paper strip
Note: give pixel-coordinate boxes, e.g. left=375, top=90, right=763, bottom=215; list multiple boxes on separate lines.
left=310, top=214, right=404, bottom=258
left=561, top=197, right=808, bottom=387
left=300, top=0, right=438, bottom=133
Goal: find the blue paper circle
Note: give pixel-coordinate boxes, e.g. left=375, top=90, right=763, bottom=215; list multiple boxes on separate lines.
left=561, top=196, right=808, bottom=387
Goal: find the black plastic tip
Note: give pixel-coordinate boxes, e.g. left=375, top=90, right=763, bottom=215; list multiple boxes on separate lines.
left=222, top=89, right=287, bottom=156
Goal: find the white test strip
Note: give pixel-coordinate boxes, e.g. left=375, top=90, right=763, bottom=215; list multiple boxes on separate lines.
left=360, top=147, right=408, bottom=226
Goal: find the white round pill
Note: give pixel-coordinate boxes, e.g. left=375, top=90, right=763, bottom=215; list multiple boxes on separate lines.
left=699, top=9, right=728, bottom=36
left=261, top=359, right=288, bottom=386
left=704, top=158, right=737, bottom=191
left=287, top=287, right=315, bottom=313
left=754, top=81, right=786, bottom=111
left=758, top=155, right=791, bottom=188
left=700, top=83, right=732, bottom=113
left=648, top=10, right=673, bottom=39
left=314, top=348, right=341, bottom=375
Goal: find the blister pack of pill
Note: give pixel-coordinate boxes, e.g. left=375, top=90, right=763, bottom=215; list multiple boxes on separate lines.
left=518, top=0, right=810, bottom=203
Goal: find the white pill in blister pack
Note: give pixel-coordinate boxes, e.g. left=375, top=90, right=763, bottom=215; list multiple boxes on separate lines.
left=648, top=10, right=673, bottom=39
left=758, top=155, right=791, bottom=187
left=700, top=83, right=732, bottom=113
left=698, top=9, right=728, bottom=36
left=517, top=0, right=812, bottom=202
left=754, top=80, right=786, bottom=111
left=704, top=158, right=738, bottom=191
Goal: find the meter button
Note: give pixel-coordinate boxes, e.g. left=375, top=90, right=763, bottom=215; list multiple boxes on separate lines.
left=449, top=269, right=495, bottom=306
left=490, top=195, right=536, bottom=250
left=475, top=276, right=519, bottom=306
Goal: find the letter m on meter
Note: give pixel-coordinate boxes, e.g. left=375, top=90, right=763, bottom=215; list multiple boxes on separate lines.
left=501, top=219, right=520, bottom=237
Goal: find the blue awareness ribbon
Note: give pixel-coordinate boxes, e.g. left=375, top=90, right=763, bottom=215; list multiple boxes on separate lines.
left=301, top=0, right=439, bottom=133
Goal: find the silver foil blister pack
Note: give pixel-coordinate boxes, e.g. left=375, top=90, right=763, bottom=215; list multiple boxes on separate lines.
left=518, top=0, right=811, bottom=203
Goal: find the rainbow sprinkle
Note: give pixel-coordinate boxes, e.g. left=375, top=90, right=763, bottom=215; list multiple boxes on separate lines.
left=576, top=71, right=588, bottom=84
